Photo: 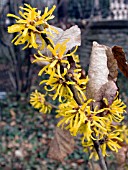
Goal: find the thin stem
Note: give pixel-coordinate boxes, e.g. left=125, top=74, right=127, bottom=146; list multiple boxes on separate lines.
left=45, top=101, right=58, bottom=109
left=65, top=75, right=81, bottom=105
left=93, top=139, right=107, bottom=170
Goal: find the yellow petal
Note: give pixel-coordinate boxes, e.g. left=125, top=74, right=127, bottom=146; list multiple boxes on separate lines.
left=31, top=32, right=38, bottom=48
left=8, top=24, right=25, bottom=33
left=7, top=13, right=20, bottom=19
left=50, top=60, right=58, bottom=68
left=22, top=28, right=28, bottom=37
left=11, top=33, right=21, bottom=43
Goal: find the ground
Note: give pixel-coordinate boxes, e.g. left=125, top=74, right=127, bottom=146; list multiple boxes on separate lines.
left=0, top=96, right=89, bottom=170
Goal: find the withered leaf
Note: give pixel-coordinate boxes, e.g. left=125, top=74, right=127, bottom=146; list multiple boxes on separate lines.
left=36, top=25, right=81, bottom=56
left=94, top=80, right=118, bottom=109
left=53, top=25, right=81, bottom=53
left=115, top=144, right=128, bottom=170
left=112, top=46, right=128, bottom=78
left=0, top=121, right=6, bottom=127
left=86, top=42, right=118, bottom=110
left=87, top=42, right=109, bottom=99
left=105, top=46, right=118, bottom=81
left=88, top=162, right=102, bottom=170
left=10, top=109, right=16, bottom=120
left=47, top=127, right=75, bottom=162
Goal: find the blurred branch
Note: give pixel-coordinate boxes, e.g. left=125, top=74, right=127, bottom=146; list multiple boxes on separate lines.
left=56, top=0, right=64, bottom=9
left=83, top=0, right=95, bottom=35
left=93, top=135, right=107, bottom=170
left=57, top=0, right=68, bottom=23
left=0, top=0, right=33, bottom=98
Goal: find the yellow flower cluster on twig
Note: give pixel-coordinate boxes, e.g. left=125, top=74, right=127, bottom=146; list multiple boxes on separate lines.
left=83, top=129, right=123, bottom=159
left=103, top=94, right=126, bottom=122
left=33, top=40, right=86, bottom=102
left=7, top=3, right=127, bottom=162
left=7, top=4, right=56, bottom=49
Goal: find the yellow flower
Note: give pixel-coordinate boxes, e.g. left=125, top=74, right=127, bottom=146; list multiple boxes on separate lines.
left=119, top=124, right=128, bottom=144
left=33, top=41, right=83, bottom=102
left=33, top=40, right=78, bottom=78
left=103, top=93, right=126, bottom=122
left=72, top=54, right=81, bottom=68
left=47, top=39, right=77, bottom=60
left=30, top=90, right=52, bottom=114
left=83, top=129, right=123, bottom=159
left=56, top=99, right=107, bottom=138
left=32, top=40, right=88, bottom=103
left=79, top=106, right=108, bottom=143
left=7, top=4, right=56, bottom=49
left=105, top=130, right=123, bottom=152
left=72, top=70, right=88, bottom=91
left=40, top=71, right=75, bottom=102
left=56, top=99, right=90, bottom=136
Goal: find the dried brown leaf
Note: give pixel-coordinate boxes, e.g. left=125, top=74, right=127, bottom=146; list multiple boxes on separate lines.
left=37, top=25, right=81, bottom=56
left=102, top=81, right=117, bottom=104
left=10, top=109, right=16, bottom=120
left=10, top=121, right=16, bottom=126
left=88, top=162, right=102, bottom=170
left=94, top=80, right=118, bottom=109
left=105, top=46, right=118, bottom=81
left=76, top=159, right=85, bottom=165
left=87, top=41, right=109, bottom=99
left=47, top=127, right=75, bottom=162
left=15, top=149, right=24, bottom=158
left=87, top=42, right=118, bottom=112
left=115, top=144, right=128, bottom=170
left=112, top=46, right=128, bottom=78
left=0, top=121, right=6, bottom=127
left=53, top=25, right=81, bottom=53
left=116, top=146, right=128, bottom=164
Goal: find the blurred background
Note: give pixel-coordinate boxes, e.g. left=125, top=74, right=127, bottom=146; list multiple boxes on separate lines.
left=0, top=0, right=128, bottom=169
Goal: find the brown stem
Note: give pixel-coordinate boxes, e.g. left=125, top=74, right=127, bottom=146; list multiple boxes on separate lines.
left=65, top=75, right=81, bottom=105
left=45, top=101, right=58, bottom=109
left=93, top=139, right=107, bottom=170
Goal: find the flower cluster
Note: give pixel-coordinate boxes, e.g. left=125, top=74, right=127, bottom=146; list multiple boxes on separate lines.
left=83, top=129, right=123, bottom=159
left=7, top=4, right=56, bottom=49
left=80, top=93, right=126, bottom=158
left=33, top=40, right=87, bottom=102
left=56, top=93, right=126, bottom=150
left=103, top=94, right=126, bottom=122
left=56, top=99, right=106, bottom=138
left=56, top=88, right=127, bottom=161
left=118, top=124, right=128, bottom=144
left=30, top=90, right=52, bottom=114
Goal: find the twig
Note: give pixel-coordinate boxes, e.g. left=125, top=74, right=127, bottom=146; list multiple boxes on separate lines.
left=45, top=101, right=58, bottom=109
left=65, top=75, right=81, bottom=105
left=93, top=138, right=107, bottom=170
